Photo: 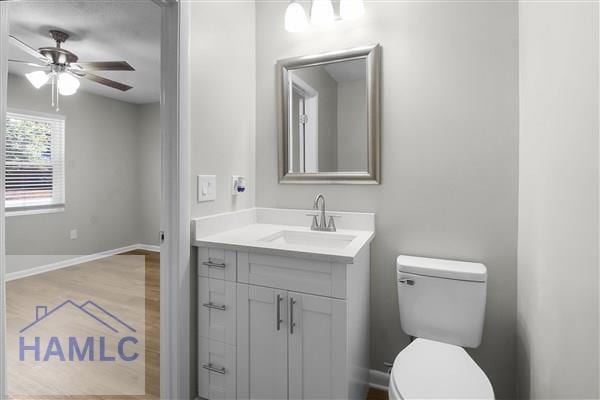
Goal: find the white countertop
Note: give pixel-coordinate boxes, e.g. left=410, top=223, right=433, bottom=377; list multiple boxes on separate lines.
left=193, top=223, right=374, bottom=264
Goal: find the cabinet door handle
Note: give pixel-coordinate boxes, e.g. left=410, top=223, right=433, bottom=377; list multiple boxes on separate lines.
left=202, top=302, right=226, bottom=311
left=290, top=297, right=296, bottom=334
left=202, top=363, right=226, bottom=375
left=276, top=294, right=283, bottom=331
left=398, top=278, right=415, bottom=286
left=202, top=260, right=226, bottom=269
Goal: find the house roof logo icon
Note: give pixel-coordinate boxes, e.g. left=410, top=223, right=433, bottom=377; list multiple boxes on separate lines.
left=20, top=300, right=137, bottom=334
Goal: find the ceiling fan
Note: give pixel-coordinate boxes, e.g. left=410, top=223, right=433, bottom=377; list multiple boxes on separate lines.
left=9, top=29, right=135, bottom=110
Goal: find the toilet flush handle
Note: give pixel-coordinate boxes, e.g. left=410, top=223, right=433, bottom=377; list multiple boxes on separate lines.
left=398, top=278, right=415, bottom=286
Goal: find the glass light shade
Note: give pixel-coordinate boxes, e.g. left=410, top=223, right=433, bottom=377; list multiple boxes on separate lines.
left=285, top=1, right=309, bottom=32
left=25, top=71, right=49, bottom=89
left=58, top=72, right=80, bottom=96
left=310, top=0, right=334, bottom=26
left=340, top=0, right=365, bottom=20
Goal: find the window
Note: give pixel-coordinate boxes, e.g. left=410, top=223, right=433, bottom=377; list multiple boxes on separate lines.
left=5, top=109, right=65, bottom=214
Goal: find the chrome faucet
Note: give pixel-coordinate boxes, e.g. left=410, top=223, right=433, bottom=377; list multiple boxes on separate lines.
left=310, top=193, right=336, bottom=232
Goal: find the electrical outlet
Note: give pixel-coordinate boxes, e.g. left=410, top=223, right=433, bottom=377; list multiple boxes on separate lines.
left=70, top=229, right=78, bottom=240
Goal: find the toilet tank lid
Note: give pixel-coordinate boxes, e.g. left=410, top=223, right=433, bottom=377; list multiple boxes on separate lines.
left=397, top=255, right=487, bottom=282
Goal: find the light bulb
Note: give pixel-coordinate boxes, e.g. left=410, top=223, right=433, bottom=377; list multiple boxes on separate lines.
left=285, top=1, right=308, bottom=32
left=58, top=72, right=80, bottom=96
left=340, top=0, right=365, bottom=20
left=310, top=0, right=334, bottom=26
left=25, top=71, right=49, bottom=89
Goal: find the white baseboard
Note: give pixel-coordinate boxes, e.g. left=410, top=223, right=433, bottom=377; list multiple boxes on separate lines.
left=6, top=243, right=160, bottom=281
left=136, top=243, right=161, bottom=252
left=369, top=369, right=390, bottom=391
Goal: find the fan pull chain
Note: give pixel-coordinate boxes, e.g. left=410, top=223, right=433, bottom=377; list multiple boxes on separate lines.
left=51, top=72, right=55, bottom=108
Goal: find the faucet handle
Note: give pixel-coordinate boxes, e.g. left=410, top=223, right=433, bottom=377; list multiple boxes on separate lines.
left=311, top=215, right=319, bottom=230
left=327, top=215, right=337, bottom=232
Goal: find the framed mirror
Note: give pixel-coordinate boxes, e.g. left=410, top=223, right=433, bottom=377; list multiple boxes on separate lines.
left=277, top=44, right=381, bottom=184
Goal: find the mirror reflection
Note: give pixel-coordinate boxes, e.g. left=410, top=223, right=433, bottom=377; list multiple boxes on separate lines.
left=288, top=58, right=367, bottom=174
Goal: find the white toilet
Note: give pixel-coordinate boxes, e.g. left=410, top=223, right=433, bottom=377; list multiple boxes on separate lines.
left=389, top=255, right=495, bottom=400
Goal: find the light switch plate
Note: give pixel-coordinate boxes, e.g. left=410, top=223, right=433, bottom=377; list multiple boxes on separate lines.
left=197, top=175, right=216, bottom=202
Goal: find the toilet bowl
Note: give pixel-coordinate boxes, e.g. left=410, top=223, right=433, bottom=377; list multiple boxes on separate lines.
left=391, top=255, right=494, bottom=399
left=389, top=338, right=494, bottom=400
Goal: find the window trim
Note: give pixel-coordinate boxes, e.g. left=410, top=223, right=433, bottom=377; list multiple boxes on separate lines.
left=5, top=107, right=66, bottom=215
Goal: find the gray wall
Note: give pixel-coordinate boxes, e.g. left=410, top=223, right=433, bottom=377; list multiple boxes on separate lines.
left=337, top=79, right=367, bottom=172
left=255, top=2, right=519, bottom=397
left=6, top=74, right=160, bottom=274
left=517, top=2, right=599, bottom=398
left=189, top=0, right=256, bottom=219
left=136, top=102, right=161, bottom=246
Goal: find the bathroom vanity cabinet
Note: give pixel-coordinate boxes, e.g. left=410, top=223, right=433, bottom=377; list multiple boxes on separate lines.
left=196, top=245, right=370, bottom=400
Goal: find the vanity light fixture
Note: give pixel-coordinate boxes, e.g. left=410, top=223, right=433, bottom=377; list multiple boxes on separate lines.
left=284, top=0, right=365, bottom=33
left=310, top=0, right=335, bottom=26
left=284, top=1, right=309, bottom=33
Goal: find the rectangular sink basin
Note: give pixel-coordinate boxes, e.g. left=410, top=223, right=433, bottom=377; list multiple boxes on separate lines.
left=259, top=230, right=356, bottom=250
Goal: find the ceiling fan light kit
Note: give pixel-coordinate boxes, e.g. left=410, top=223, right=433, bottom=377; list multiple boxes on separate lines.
left=10, top=29, right=135, bottom=111
left=25, top=70, right=49, bottom=89
left=285, top=0, right=365, bottom=32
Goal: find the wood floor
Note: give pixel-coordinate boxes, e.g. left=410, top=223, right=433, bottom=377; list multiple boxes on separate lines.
left=6, top=250, right=160, bottom=400
left=6, top=249, right=388, bottom=400
left=367, top=388, right=389, bottom=400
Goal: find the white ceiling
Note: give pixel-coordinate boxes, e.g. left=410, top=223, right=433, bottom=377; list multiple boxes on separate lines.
left=324, top=59, right=366, bottom=83
left=8, top=0, right=161, bottom=104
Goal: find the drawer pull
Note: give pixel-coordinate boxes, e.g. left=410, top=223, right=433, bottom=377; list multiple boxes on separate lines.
left=202, top=363, right=226, bottom=375
left=202, top=302, right=226, bottom=311
left=202, top=260, right=226, bottom=269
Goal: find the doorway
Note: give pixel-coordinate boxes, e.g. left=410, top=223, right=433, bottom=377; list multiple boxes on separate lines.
left=0, top=1, right=190, bottom=398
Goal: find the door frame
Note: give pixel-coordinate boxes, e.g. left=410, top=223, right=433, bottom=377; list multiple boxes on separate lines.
left=288, top=74, right=318, bottom=173
left=0, top=2, right=7, bottom=398
left=0, top=1, right=191, bottom=398
left=158, top=1, right=191, bottom=399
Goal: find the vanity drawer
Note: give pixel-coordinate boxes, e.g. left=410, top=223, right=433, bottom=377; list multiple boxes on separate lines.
left=198, top=247, right=237, bottom=281
left=237, top=252, right=347, bottom=299
left=198, top=337, right=236, bottom=400
left=198, top=277, right=236, bottom=346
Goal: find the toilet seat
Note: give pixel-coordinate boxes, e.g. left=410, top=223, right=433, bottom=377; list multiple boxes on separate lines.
left=389, top=338, right=494, bottom=400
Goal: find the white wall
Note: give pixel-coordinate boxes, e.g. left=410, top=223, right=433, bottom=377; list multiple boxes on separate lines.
left=187, top=2, right=256, bottom=396
left=189, top=1, right=256, bottom=218
left=6, top=74, right=160, bottom=274
left=517, top=2, right=600, bottom=398
left=255, top=2, right=519, bottom=397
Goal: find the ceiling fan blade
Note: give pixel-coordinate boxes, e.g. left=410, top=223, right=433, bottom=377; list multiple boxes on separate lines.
left=71, top=61, right=135, bottom=71
left=8, top=59, right=47, bottom=68
left=9, top=35, right=50, bottom=64
left=83, top=72, right=132, bottom=92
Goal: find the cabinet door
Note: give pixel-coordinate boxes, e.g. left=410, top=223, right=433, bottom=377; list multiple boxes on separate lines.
left=237, top=284, right=288, bottom=400
left=288, top=291, right=347, bottom=400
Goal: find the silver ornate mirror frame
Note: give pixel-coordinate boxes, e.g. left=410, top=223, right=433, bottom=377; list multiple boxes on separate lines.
left=277, top=44, right=381, bottom=184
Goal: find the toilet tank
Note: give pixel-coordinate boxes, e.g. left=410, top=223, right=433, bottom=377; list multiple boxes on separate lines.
left=396, top=255, right=487, bottom=348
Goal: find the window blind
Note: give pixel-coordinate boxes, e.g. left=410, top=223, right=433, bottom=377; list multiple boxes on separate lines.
left=5, top=110, right=65, bottom=211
